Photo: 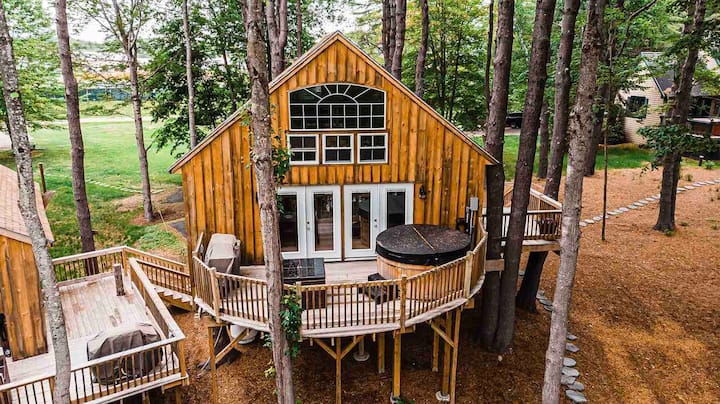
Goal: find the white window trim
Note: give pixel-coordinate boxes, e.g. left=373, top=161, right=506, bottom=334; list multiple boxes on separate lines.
left=322, top=133, right=355, bottom=165
left=357, top=133, right=389, bottom=164
left=288, top=83, right=387, bottom=132
left=287, top=133, right=319, bottom=166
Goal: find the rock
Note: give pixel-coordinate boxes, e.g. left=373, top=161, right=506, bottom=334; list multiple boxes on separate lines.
left=579, top=222, right=587, bottom=227
left=686, top=185, right=695, bottom=190
left=561, top=375, right=576, bottom=386
left=593, top=216, right=603, bottom=221
left=618, top=207, right=629, bottom=212
left=563, top=357, right=577, bottom=367
left=644, top=198, right=655, bottom=203
left=543, top=304, right=553, bottom=312
left=693, top=182, right=703, bottom=186
left=636, top=201, right=646, bottom=206
left=536, top=290, right=545, bottom=298
left=569, top=381, right=585, bottom=392
left=566, top=389, right=587, bottom=403
left=566, top=342, right=580, bottom=353
left=538, top=297, right=552, bottom=306
left=608, top=210, right=620, bottom=216
left=584, top=219, right=595, bottom=224
left=628, top=205, right=638, bottom=209
left=566, top=333, right=577, bottom=341
left=562, top=367, right=580, bottom=377
left=519, top=270, right=525, bottom=276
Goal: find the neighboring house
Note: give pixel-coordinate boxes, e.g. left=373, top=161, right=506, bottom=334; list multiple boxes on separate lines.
left=620, top=52, right=720, bottom=145
left=0, top=165, right=53, bottom=360
left=170, top=32, right=502, bottom=265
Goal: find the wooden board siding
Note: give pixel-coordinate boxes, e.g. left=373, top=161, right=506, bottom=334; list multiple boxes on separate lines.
left=620, top=75, right=666, bottom=145
left=179, top=37, right=490, bottom=265
left=0, top=236, right=47, bottom=359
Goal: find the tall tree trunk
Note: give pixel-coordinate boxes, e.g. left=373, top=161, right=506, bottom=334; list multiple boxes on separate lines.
left=484, top=0, right=494, bottom=115
left=516, top=251, right=548, bottom=312
left=382, top=0, right=396, bottom=70
left=182, top=0, right=197, bottom=148
left=583, top=81, right=607, bottom=176
left=55, top=0, right=95, bottom=255
left=478, top=0, right=515, bottom=350
left=244, top=0, right=295, bottom=402
left=414, top=0, right=429, bottom=96
left=391, top=0, right=407, bottom=80
left=0, top=2, right=71, bottom=401
left=295, top=0, right=302, bottom=57
left=266, top=0, right=288, bottom=79
left=542, top=0, right=606, bottom=399
left=126, top=46, right=154, bottom=221
left=544, top=0, right=581, bottom=200
left=537, top=100, right=550, bottom=178
left=494, top=0, right=556, bottom=353
left=655, top=0, right=706, bottom=231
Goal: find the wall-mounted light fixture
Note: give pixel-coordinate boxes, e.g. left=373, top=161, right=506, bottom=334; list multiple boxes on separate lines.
left=419, top=184, right=427, bottom=200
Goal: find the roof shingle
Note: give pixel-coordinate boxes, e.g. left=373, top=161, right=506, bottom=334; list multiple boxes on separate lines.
left=0, top=164, right=54, bottom=244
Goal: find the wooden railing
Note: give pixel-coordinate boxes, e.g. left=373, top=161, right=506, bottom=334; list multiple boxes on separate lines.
left=4, top=249, right=188, bottom=404
left=488, top=186, right=562, bottom=241
left=191, top=231, right=489, bottom=336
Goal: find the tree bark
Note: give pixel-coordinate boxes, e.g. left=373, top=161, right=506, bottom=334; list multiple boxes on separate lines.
left=484, top=0, right=494, bottom=115
left=542, top=0, right=606, bottom=399
left=544, top=0, right=581, bottom=200
left=391, top=0, right=407, bottom=80
left=55, top=0, right=95, bottom=255
left=495, top=0, right=556, bottom=353
left=537, top=100, right=550, bottom=178
left=295, top=0, right=302, bottom=58
left=382, top=0, right=396, bottom=71
left=583, top=81, right=607, bottom=176
left=655, top=0, right=706, bottom=231
left=244, top=0, right=295, bottom=402
left=516, top=251, right=548, bottom=312
left=0, top=2, right=71, bottom=401
left=477, top=0, right=515, bottom=350
left=414, top=0, right=429, bottom=97
left=182, top=0, right=198, bottom=148
left=127, top=46, right=154, bottom=221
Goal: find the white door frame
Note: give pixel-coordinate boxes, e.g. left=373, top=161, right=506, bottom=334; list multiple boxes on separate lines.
left=343, top=185, right=381, bottom=259
left=378, top=183, right=415, bottom=230
left=277, top=186, right=307, bottom=260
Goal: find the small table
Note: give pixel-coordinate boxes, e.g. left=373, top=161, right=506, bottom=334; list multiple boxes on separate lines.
left=282, top=258, right=327, bottom=309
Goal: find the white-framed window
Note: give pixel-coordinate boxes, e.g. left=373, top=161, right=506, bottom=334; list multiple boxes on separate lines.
left=322, top=134, right=354, bottom=164
left=357, top=133, right=388, bottom=163
left=287, top=134, right=319, bottom=165
left=289, top=84, right=386, bottom=131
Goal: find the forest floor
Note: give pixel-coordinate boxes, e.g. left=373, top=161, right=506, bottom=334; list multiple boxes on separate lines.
left=166, top=164, right=720, bottom=403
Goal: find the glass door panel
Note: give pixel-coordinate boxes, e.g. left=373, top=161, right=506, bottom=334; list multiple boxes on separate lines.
left=380, top=184, right=414, bottom=230
left=312, top=193, right=335, bottom=251
left=307, top=186, right=341, bottom=260
left=277, top=187, right=307, bottom=259
left=343, top=185, right=380, bottom=259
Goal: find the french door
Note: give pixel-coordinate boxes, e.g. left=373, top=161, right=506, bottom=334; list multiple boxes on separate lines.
left=278, top=186, right=342, bottom=261
left=343, top=183, right=414, bottom=259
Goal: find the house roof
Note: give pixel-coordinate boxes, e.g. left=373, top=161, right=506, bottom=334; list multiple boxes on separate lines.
left=169, top=32, right=498, bottom=173
left=0, top=164, right=54, bottom=244
left=640, top=52, right=718, bottom=97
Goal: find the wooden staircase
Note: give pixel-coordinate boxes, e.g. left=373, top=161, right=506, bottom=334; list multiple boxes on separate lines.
left=155, top=285, right=193, bottom=311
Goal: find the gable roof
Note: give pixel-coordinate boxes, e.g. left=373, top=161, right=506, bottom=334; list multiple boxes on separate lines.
left=0, top=164, right=54, bottom=244
left=169, top=32, right=497, bottom=173
left=640, top=51, right=719, bottom=98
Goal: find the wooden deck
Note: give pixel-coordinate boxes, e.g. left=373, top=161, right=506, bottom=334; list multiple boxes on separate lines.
left=1, top=248, right=188, bottom=404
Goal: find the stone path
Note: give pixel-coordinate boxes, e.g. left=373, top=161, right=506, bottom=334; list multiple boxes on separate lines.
left=536, top=289, right=588, bottom=403
left=578, top=178, right=720, bottom=228
left=43, top=173, right=164, bottom=195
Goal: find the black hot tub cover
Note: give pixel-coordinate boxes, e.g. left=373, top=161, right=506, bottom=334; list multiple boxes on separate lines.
left=375, top=224, right=471, bottom=266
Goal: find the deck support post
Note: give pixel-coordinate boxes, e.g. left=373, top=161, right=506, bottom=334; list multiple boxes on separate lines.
left=392, top=331, right=402, bottom=399
left=432, top=330, right=439, bottom=372
left=449, top=308, right=462, bottom=404
left=353, top=335, right=370, bottom=362
left=336, top=337, right=342, bottom=404
left=378, top=332, right=386, bottom=374
left=208, top=327, right=218, bottom=404
left=440, top=312, right=452, bottom=398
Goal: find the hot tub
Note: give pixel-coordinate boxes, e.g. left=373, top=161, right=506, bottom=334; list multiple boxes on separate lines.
left=375, top=224, right=471, bottom=279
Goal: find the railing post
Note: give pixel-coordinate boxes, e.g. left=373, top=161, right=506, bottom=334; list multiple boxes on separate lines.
left=463, top=251, right=473, bottom=297
left=178, top=340, right=188, bottom=382
left=113, top=263, right=125, bottom=296
left=209, top=267, right=221, bottom=322
left=399, top=275, right=407, bottom=332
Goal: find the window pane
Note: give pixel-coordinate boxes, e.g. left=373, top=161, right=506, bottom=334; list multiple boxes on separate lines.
left=345, top=117, right=357, bottom=128
left=279, top=195, right=299, bottom=252
left=290, top=105, right=302, bottom=116
left=372, top=104, right=384, bottom=115
left=304, top=118, right=317, bottom=129
left=289, top=137, right=303, bottom=149
left=360, top=136, right=372, bottom=147
left=373, top=149, right=386, bottom=161
left=326, top=94, right=353, bottom=103
left=357, top=89, right=384, bottom=103
left=386, top=191, right=406, bottom=228
left=305, top=151, right=316, bottom=161
left=304, top=105, right=317, bottom=116
left=332, top=105, right=344, bottom=116
left=313, top=193, right=334, bottom=251
left=338, top=136, right=351, bottom=147
left=374, top=135, right=385, bottom=146
left=346, top=105, right=358, bottom=116
left=318, top=105, right=330, bottom=116
left=351, top=192, right=371, bottom=249
left=339, top=149, right=351, bottom=161
left=326, top=149, right=338, bottom=161
left=360, top=149, right=372, bottom=161
left=303, top=136, right=316, bottom=148
left=319, top=118, right=331, bottom=129
left=359, top=117, right=371, bottom=128
left=326, top=84, right=337, bottom=94
left=290, top=118, right=304, bottom=129
left=372, top=117, right=384, bottom=128
left=332, top=117, right=345, bottom=128
left=326, top=136, right=337, bottom=147
left=290, top=90, right=317, bottom=103
left=359, top=105, right=371, bottom=115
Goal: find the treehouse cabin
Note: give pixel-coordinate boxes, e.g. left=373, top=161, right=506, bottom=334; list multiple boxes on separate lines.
left=169, top=32, right=563, bottom=403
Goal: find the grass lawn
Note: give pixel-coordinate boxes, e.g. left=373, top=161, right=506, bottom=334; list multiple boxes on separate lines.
left=475, top=135, right=656, bottom=179
left=0, top=121, right=186, bottom=258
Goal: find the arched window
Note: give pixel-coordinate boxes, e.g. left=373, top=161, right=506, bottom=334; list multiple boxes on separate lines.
left=289, top=84, right=386, bottom=130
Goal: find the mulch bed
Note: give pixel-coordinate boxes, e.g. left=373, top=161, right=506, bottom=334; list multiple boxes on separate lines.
left=165, top=165, right=720, bottom=403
